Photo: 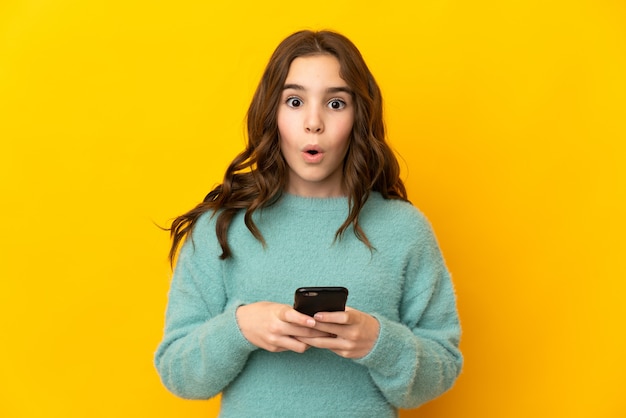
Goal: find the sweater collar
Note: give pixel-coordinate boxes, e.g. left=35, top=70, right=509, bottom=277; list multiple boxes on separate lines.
left=276, top=192, right=350, bottom=212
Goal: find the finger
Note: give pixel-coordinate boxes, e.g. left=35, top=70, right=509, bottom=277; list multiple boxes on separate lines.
left=300, top=336, right=370, bottom=359
left=313, top=310, right=350, bottom=324
left=297, top=336, right=345, bottom=351
left=307, top=321, right=342, bottom=336
left=283, top=307, right=317, bottom=327
left=280, top=339, right=309, bottom=353
left=266, top=335, right=310, bottom=353
left=288, top=327, right=335, bottom=338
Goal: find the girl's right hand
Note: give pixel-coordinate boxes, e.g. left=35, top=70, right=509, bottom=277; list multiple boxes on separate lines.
left=235, top=302, right=330, bottom=353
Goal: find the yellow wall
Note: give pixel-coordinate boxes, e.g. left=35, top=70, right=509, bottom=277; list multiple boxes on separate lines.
left=1, top=1, right=625, bottom=417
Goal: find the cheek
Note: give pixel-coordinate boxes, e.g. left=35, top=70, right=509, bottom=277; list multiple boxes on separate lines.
left=342, top=117, right=355, bottom=157
left=343, top=119, right=354, bottom=138
left=338, top=115, right=354, bottom=144
left=277, top=120, right=295, bottom=158
left=277, top=111, right=295, bottom=143
left=276, top=111, right=286, bottom=138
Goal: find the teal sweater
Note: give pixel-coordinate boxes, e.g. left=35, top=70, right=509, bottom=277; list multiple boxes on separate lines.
left=155, top=193, right=462, bottom=417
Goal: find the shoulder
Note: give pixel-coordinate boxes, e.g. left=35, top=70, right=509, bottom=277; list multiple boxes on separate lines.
left=190, top=209, right=219, bottom=239
left=360, top=193, right=441, bottom=255
left=363, top=193, right=431, bottom=232
left=178, top=209, right=221, bottom=260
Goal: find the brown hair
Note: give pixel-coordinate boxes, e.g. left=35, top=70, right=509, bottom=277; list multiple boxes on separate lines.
left=168, top=30, right=407, bottom=263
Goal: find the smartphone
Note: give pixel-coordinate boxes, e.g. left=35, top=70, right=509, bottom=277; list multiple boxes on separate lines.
left=294, top=287, right=348, bottom=317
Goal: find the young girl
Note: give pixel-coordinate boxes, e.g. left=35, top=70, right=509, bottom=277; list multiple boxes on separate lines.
left=155, top=30, right=462, bottom=417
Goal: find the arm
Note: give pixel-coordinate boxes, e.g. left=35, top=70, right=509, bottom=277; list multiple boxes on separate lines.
left=355, top=278, right=462, bottom=408
left=355, top=221, right=463, bottom=408
left=154, top=232, right=257, bottom=400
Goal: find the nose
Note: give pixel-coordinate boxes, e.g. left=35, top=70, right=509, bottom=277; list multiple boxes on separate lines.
left=304, top=106, right=324, bottom=133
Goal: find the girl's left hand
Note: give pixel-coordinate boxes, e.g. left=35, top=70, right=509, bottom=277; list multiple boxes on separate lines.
left=295, top=307, right=380, bottom=359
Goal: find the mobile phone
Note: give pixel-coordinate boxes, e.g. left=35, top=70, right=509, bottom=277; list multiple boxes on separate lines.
left=294, top=287, right=348, bottom=317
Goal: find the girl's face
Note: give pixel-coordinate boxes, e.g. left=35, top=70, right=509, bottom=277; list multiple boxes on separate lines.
left=277, top=54, right=354, bottom=197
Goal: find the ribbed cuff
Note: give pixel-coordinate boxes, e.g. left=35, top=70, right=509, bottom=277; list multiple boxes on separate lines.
left=353, top=314, right=419, bottom=377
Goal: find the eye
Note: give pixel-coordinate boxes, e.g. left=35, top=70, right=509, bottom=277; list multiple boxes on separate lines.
left=328, top=99, right=346, bottom=110
left=286, top=97, right=303, bottom=108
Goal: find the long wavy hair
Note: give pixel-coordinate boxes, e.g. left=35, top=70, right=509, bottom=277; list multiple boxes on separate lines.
left=168, top=30, right=407, bottom=263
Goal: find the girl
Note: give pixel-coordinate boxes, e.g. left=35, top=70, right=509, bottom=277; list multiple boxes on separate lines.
left=155, top=30, right=462, bottom=417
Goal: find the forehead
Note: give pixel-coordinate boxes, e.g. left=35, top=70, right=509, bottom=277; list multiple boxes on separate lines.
left=284, top=54, right=346, bottom=86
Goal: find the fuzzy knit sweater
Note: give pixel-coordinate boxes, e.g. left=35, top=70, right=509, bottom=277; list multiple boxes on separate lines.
left=155, top=192, right=462, bottom=417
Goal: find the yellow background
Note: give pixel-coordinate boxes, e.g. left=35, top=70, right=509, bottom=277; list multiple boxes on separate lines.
left=1, top=0, right=625, bottom=417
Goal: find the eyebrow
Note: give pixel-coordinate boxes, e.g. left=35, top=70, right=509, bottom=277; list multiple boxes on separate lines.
left=282, top=83, right=353, bottom=95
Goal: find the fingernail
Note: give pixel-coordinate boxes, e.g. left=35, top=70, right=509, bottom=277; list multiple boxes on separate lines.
left=307, top=318, right=316, bottom=326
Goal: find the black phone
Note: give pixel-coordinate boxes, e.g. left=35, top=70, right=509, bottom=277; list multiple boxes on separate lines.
left=294, top=287, right=348, bottom=317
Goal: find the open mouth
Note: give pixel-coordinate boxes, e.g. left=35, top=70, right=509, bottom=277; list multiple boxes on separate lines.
left=302, top=147, right=324, bottom=163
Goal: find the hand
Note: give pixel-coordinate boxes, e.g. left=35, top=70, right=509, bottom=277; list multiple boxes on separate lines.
left=296, top=307, right=380, bottom=359
left=236, top=302, right=333, bottom=353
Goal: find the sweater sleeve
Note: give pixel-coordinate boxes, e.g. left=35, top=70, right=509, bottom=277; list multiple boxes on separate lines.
left=154, top=222, right=258, bottom=400
left=354, top=216, right=463, bottom=409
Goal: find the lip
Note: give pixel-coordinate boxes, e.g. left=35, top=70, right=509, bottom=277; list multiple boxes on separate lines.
left=302, top=145, right=324, bottom=163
